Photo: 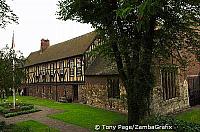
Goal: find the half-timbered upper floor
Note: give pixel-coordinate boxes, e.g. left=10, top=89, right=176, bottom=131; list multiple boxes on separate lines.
left=24, top=31, right=104, bottom=84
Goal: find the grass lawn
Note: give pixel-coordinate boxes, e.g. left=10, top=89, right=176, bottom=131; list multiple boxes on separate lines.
left=16, top=120, right=59, bottom=132
left=7, top=96, right=127, bottom=130
left=175, top=107, right=200, bottom=124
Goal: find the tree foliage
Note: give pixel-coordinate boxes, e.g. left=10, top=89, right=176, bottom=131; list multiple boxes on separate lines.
left=57, top=0, right=200, bottom=124
left=0, top=0, right=18, bottom=28
left=0, top=45, right=25, bottom=99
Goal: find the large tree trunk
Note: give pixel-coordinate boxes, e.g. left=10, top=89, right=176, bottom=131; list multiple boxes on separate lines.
left=126, top=17, right=156, bottom=125
left=127, top=78, right=140, bottom=124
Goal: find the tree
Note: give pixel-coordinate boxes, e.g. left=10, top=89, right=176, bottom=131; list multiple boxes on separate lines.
left=57, top=0, right=200, bottom=124
left=0, top=45, right=25, bottom=101
left=0, top=0, right=18, bottom=28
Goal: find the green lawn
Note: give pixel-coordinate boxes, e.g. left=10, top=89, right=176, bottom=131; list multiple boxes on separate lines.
left=176, top=108, right=200, bottom=124
left=6, top=96, right=200, bottom=131
left=7, top=96, right=127, bottom=130
left=16, top=120, right=59, bottom=132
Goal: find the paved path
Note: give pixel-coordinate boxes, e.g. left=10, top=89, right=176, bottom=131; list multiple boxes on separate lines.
left=0, top=106, right=90, bottom=132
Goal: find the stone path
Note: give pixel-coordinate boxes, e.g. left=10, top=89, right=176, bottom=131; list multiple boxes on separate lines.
left=0, top=106, right=90, bottom=132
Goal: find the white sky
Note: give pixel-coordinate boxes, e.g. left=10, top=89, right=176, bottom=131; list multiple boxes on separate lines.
left=0, top=0, right=94, bottom=57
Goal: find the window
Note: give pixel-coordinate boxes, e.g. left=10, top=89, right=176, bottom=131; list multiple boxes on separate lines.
left=50, top=63, right=54, bottom=82
left=42, top=64, right=46, bottom=72
left=50, top=63, right=54, bottom=76
left=107, top=78, right=120, bottom=98
left=59, top=61, right=64, bottom=76
left=76, top=58, right=82, bottom=76
left=36, top=66, right=39, bottom=82
left=161, top=67, right=177, bottom=100
left=41, top=65, right=46, bottom=82
left=69, top=59, right=75, bottom=76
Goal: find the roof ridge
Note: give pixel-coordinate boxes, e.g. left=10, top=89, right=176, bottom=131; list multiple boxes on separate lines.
left=25, top=31, right=97, bottom=67
left=50, top=31, right=95, bottom=48
left=27, top=31, right=95, bottom=56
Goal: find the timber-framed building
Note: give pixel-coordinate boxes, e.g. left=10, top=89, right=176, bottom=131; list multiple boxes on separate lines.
left=22, top=31, right=200, bottom=114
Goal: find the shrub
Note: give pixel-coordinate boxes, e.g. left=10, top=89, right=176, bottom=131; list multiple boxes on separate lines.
left=144, top=115, right=200, bottom=132
left=4, top=109, right=40, bottom=118
left=0, top=106, right=5, bottom=113
left=2, top=109, right=10, bottom=114
left=0, top=121, right=6, bottom=131
left=0, top=103, right=10, bottom=108
left=20, top=105, right=34, bottom=111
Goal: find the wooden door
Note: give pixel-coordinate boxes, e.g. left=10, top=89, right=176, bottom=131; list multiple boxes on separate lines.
left=72, top=84, right=78, bottom=101
left=188, top=75, right=200, bottom=106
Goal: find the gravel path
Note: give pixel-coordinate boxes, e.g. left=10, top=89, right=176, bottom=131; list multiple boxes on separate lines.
left=0, top=105, right=90, bottom=132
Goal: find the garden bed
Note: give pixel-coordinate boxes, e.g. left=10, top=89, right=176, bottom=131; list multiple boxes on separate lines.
left=0, top=103, right=40, bottom=118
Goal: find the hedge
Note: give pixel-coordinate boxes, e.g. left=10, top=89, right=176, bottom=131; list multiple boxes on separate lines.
left=4, top=109, right=40, bottom=118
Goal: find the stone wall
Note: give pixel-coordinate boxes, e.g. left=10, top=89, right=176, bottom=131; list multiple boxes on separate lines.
left=150, top=80, right=189, bottom=115
left=150, top=66, right=190, bottom=114
left=79, top=70, right=189, bottom=114
left=79, top=76, right=128, bottom=113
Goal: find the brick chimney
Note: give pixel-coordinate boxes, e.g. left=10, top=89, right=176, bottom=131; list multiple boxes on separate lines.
left=40, top=39, right=50, bottom=52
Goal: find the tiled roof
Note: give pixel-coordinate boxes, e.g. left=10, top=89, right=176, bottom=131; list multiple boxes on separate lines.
left=85, top=56, right=118, bottom=75
left=25, top=31, right=96, bottom=66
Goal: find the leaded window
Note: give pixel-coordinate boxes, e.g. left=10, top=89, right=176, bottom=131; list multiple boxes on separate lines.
left=50, top=63, right=54, bottom=76
left=107, top=78, right=120, bottom=98
left=69, top=59, right=75, bottom=76
left=59, top=61, right=64, bottom=75
left=76, top=58, right=82, bottom=76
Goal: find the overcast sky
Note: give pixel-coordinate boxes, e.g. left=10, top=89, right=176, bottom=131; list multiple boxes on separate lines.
left=0, top=0, right=93, bottom=57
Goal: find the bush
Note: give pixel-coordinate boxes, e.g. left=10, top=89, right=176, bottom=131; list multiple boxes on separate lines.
left=0, top=103, right=35, bottom=113
left=0, top=103, right=11, bottom=108
left=20, top=105, right=34, bottom=111
left=4, top=109, right=40, bottom=118
left=0, top=121, right=6, bottom=131
left=2, top=109, right=10, bottom=114
left=0, top=103, right=39, bottom=118
left=144, top=115, right=200, bottom=132
left=0, top=106, right=5, bottom=113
